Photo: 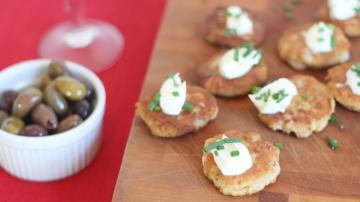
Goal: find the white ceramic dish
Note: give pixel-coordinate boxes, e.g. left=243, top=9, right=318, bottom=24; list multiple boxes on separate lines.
left=0, top=59, right=106, bottom=182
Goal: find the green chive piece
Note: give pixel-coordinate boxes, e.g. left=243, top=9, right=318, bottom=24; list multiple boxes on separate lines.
left=224, top=10, right=232, bottom=17
left=255, top=89, right=271, bottom=102
left=318, top=38, right=324, bottom=42
left=214, top=150, right=219, bottom=156
left=283, top=3, right=292, bottom=12
left=318, top=27, right=325, bottom=33
left=354, top=7, right=360, bottom=14
left=251, top=85, right=262, bottom=94
left=357, top=82, right=360, bottom=87
left=230, top=150, right=240, bottom=157
left=234, top=48, right=240, bottom=61
left=327, top=136, right=339, bottom=150
left=217, top=145, right=225, bottom=150
left=301, top=94, right=308, bottom=100
left=147, top=92, right=161, bottom=111
left=172, top=91, right=179, bottom=97
left=205, top=69, right=212, bottom=77
left=203, top=137, right=241, bottom=152
left=329, top=114, right=339, bottom=124
left=167, top=74, right=179, bottom=87
left=327, top=23, right=335, bottom=30
left=292, top=0, right=301, bottom=5
left=154, top=106, right=161, bottom=112
left=330, top=35, right=335, bottom=48
left=272, top=89, right=289, bottom=103
left=242, top=43, right=254, bottom=57
left=224, top=28, right=237, bottom=37
left=182, top=102, right=194, bottom=112
left=284, top=11, right=293, bottom=21
left=274, top=142, right=284, bottom=150
left=351, top=63, right=360, bottom=77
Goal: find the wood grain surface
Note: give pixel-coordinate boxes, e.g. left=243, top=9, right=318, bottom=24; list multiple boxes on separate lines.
left=113, top=0, right=360, bottom=201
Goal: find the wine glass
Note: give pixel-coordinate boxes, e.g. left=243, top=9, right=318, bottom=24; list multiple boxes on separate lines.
left=38, top=0, right=124, bottom=72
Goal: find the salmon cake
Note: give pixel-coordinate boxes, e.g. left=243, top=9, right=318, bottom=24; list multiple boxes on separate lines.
left=278, top=21, right=350, bottom=70
left=317, top=0, right=360, bottom=37
left=204, top=5, right=265, bottom=48
left=249, top=75, right=335, bottom=138
left=326, top=63, right=360, bottom=112
left=198, top=43, right=267, bottom=97
left=202, top=130, right=280, bottom=196
left=136, top=73, right=218, bottom=137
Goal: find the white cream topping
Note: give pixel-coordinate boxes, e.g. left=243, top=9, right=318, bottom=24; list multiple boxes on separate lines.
left=225, top=5, right=254, bottom=36
left=159, top=73, right=187, bottom=115
left=328, top=0, right=360, bottom=21
left=219, top=45, right=262, bottom=80
left=211, top=135, right=253, bottom=176
left=304, top=22, right=335, bottom=54
left=249, top=78, right=298, bottom=114
left=346, top=64, right=360, bottom=96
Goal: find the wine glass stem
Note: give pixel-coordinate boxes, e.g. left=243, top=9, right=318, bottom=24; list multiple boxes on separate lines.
left=65, top=0, right=86, bottom=25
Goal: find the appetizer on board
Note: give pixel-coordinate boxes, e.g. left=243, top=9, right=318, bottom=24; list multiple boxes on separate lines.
left=249, top=75, right=335, bottom=138
left=204, top=5, right=265, bottom=47
left=136, top=73, right=218, bottom=137
left=326, top=62, right=360, bottom=112
left=278, top=21, right=350, bottom=70
left=202, top=130, right=280, bottom=196
left=317, top=0, right=360, bottom=37
left=198, top=43, right=267, bottom=97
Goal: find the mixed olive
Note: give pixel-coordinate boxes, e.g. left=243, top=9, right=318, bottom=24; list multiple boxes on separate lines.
left=0, top=61, right=95, bottom=137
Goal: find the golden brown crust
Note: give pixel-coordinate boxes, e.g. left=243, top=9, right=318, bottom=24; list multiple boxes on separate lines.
left=136, top=86, right=218, bottom=137
left=259, top=75, right=335, bottom=138
left=278, top=23, right=350, bottom=70
left=204, top=6, right=265, bottom=48
left=317, top=5, right=360, bottom=37
left=197, top=51, right=267, bottom=97
left=202, top=130, right=280, bottom=196
left=326, top=63, right=360, bottom=112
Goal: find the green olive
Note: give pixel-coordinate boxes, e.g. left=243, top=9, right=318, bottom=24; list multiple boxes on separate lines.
left=1, top=116, right=25, bottom=134
left=55, top=76, right=87, bottom=101
left=44, top=82, right=68, bottom=116
left=12, top=88, right=43, bottom=118
left=0, top=110, right=8, bottom=125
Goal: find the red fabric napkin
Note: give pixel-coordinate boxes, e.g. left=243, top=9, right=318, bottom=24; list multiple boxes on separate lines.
left=0, top=0, right=165, bottom=201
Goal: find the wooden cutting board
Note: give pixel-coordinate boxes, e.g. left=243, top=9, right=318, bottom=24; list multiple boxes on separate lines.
left=113, top=0, right=360, bottom=201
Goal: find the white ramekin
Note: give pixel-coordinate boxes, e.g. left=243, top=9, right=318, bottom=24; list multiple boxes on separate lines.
left=0, top=59, right=106, bottom=182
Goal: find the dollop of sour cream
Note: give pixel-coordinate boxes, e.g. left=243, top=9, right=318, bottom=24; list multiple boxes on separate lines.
left=225, top=5, right=254, bottom=36
left=328, top=0, right=360, bottom=21
left=304, top=22, right=335, bottom=54
left=219, top=44, right=262, bottom=80
left=210, top=135, right=253, bottom=176
left=249, top=78, right=298, bottom=114
left=346, top=64, right=360, bottom=96
left=159, top=73, right=187, bottom=116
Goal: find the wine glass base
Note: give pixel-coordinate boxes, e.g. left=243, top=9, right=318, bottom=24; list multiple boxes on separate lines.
left=38, top=19, right=124, bottom=72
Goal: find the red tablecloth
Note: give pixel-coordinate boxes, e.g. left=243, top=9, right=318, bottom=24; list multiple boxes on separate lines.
left=0, top=0, right=165, bottom=201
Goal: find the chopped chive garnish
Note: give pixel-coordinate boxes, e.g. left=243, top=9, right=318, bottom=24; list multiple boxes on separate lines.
left=230, top=150, right=240, bottom=157
left=301, top=94, right=308, bottom=100
left=351, top=63, right=360, bottom=77
left=292, top=0, right=301, bottom=5
left=355, top=7, right=360, bottom=14
left=318, top=38, right=324, bottom=42
left=214, top=150, right=219, bottom=156
left=255, top=89, right=271, bottom=102
left=172, top=91, right=179, bottom=97
left=357, top=82, right=360, bottom=87
left=272, top=89, right=289, bottom=103
left=203, top=137, right=241, bottom=152
left=242, top=43, right=254, bottom=57
left=283, top=3, right=292, bottom=12
left=147, top=92, right=161, bottom=111
left=154, top=106, right=161, bottom=111
left=329, top=114, right=338, bottom=124
left=327, top=136, right=339, bottom=150
left=234, top=48, right=240, bottom=61
left=224, top=28, right=237, bottom=37
left=216, top=145, right=224, bottom=150
left=224, top=10, right=232, bottom=17
left=182, top=102, right=194, bottom=112
left=251, top=85, right=261, bottom=94
left=330, top=35, right=335, bottom=48
left=167, top=74, right=179, bottom=87
left=274, top=142, right=284, bottom=150
left=318, top=27, right=325, bottom=32
left=327, top=23, right=335, bottom=30
left=205, top=69, right=212, bottom=77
